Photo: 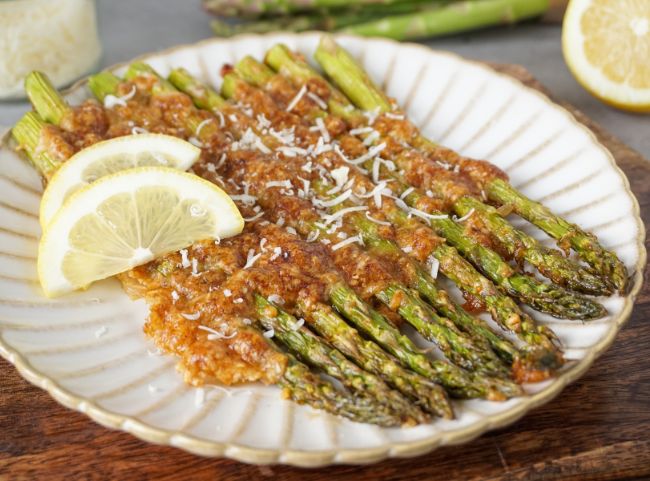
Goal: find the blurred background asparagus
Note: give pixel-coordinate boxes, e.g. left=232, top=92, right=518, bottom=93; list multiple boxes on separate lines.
left=204, top=0, right=566, bottom=41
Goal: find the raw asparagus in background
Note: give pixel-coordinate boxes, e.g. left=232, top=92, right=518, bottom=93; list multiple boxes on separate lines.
left=205, top=0, right=551, bottom=41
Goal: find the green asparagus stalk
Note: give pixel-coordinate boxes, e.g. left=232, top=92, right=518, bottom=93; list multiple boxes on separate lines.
left=339, top=0, right=549, bottom=41
left=165, top=67, right=521, bottom=397
left=11, top=111, right=62, bottom=179
left=308, top=36, right=610, bottom=298
left=86, top=71, right=122, bottom=102
left=167, top=69, right=227, bottom=111
left=207, top=0, right=439, bottom=36
left=255, top=295, right=426, bottom=425
left=315, top=181, right=518, bottom=364
left=314, top=36, right=627, bottom=292
left=327, top=284, right=518, bottom=399
left=19, top=72, right=407, bottom=428
left=301, top=301, right=453, bottom=418
left=281, top=357, right=406, bottom=426
left=392, top=172, right=605, bottom=319
left=454, top=196, right=611, bottom=296
left=374, top=283, right=512, bottom=378
left=210, top=11, right=379, bottom=37
left=202, top=0, right=420, bottom=18
left=206, top=0, right=549, bottom=42
left=24, top=72, right=69, bottom=125
left=485, top=179, right=629, bottom=293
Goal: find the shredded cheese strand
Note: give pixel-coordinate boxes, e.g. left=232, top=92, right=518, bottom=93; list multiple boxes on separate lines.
left=365, top=211, right=391, bottom=226
left=286, top=84, right=307, bottom=112
left=331, top=234, right=363, bottom=251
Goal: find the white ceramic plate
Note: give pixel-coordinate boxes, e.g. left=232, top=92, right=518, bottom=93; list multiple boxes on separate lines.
left=0, top=33, right=645, bottom=467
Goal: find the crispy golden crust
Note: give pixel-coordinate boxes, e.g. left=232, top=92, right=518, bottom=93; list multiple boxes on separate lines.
left=46, top=70, right=512, bottom=390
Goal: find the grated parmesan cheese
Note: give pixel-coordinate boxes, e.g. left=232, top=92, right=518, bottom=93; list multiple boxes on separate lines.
left=179, top=249, right=191, bottom=268
left=268, top=294, right=285, bottom=305
left=244, top=249, right=262, bottom=268
left=350, top=126, right=374, bottom=135
left=330, top=166, right=350, bottom=187
left=291, top=318, right=305, bottom=330
left=347, top=143, right=386, bottom=166
left=314, top=189, right=352, bottom=208
left=243, top=211, right=265, bottom=222
left=322, top=206, right=367, bottom=225
left=104, top=85, right=136, bottom=109
left=363, top=130, right=380, bottom=146
left=314, top=117, right=330, bottom=142
left=454, top=208, right=475, bottom=223
left=270, top=246, right=282, bottom=260
left=131, top=126, right=148, bottom=135
left=365, top=211, right=391, bottom=226
left=195, top=118, right=213, bottom=137
left=307, top=92, right=328, bottom=110
left=409, top=208, right=449, bottom=221
left=428, top=256, right=440, bottom=279
left=286, top=84, right=307, bottom=112
left=400, top=187, right=415, bottom=200
left=198, top=325, right=237, bottom=340
left=331, top=234, right=363, bottom=251
left=191, top=258, right=200, bottom=276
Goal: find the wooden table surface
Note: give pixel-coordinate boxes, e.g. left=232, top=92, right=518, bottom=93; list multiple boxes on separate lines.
left=1, top=65, right=648, bottom=481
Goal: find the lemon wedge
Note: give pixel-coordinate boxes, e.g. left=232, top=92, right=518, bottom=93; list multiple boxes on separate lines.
left=38, top=166, right=243, bottom=297
left=40, top=134, right=201, bottom=227
left=562, top=0, right=650, bottom=112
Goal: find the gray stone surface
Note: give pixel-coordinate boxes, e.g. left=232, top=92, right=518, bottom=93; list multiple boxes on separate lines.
left=2, top=0, right=648, bottom=158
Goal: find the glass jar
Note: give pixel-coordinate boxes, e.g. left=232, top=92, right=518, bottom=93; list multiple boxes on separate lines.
left=0, top=0, right=101, bottom=99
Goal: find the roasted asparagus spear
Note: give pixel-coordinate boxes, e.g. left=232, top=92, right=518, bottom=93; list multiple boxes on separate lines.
left=312, top=36, right=627, bottom=292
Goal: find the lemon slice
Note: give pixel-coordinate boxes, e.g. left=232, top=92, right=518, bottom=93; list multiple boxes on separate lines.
left=39, top=134, right=201, bottom=227
left=562, top=0, right=650, bottom=112
left=38, top=166, right=243, bottom=297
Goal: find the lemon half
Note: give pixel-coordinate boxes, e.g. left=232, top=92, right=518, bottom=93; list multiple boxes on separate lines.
left=563, top=0, right=650, bottom=112
left=38, top=166, right=243, bottom=297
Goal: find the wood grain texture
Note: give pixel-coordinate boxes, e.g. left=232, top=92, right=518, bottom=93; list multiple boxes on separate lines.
left=1, top=64, right=648, bottom=481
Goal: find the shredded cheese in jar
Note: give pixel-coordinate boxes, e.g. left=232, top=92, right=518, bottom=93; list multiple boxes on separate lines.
left=0, top=0, right=101, bottom=99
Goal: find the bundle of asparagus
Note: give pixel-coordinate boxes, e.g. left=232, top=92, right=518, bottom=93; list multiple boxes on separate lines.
left=204, top=0, right=552, bottom=41
left=12, top=37, right=626, bottom=427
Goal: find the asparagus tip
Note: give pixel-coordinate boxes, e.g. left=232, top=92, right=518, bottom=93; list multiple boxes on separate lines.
left=11, top=111, right=61, bottom=178
left=512, top=347, right=564, bottom=384
left=24, top=71, right=70, bottom=125
left=87, top=71, right=122, bottom=102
